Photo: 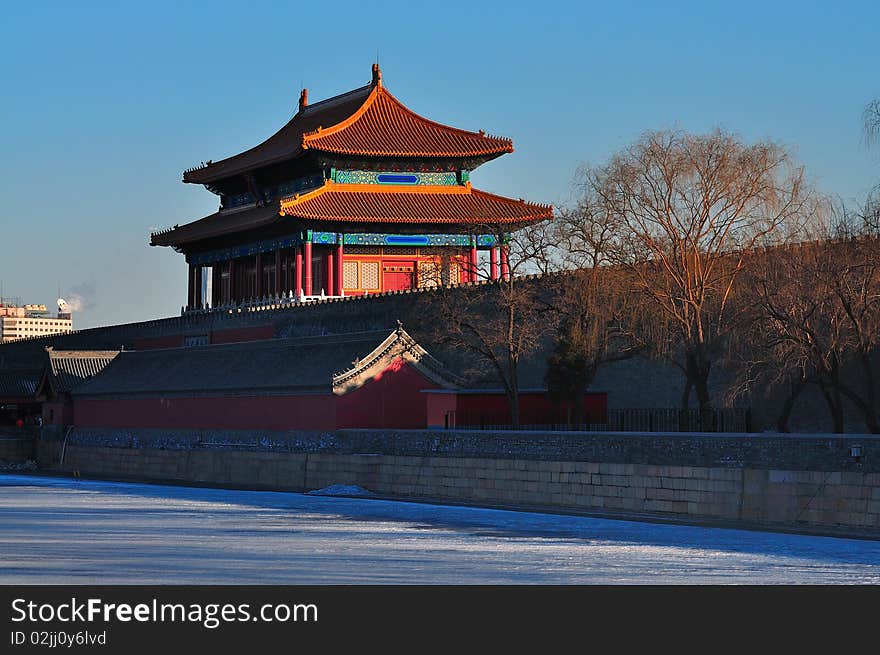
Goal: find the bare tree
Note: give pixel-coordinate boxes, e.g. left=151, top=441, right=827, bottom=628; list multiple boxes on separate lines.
left=545, top=199, right=647, bottom=426
left=415, top=224, right=554, bottom=428
left=575, top=129, right=809, bottom=424
left=732, top=200, right=880, bottom=434
left=511, top=218, right=565, bottom=275
left=865, top=98, right=880, bottom=147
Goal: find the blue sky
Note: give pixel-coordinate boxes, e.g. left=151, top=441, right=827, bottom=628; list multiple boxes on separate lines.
left=1, top=1, right=877, bottom=329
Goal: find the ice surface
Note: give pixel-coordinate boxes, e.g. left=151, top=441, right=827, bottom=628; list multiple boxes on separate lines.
left=1, top=474, right=878, bottom=584
left=306, top=484, right=373, bottom=496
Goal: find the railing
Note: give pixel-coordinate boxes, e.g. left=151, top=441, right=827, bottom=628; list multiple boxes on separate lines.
left=453, top=407, right=753, bottom=433
left=182, top=290, right=346, bottom=315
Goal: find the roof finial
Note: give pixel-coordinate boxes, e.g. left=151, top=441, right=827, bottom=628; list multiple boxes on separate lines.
left=299, top=88, right=309, bottom=112
left=371, top=62, right=382, bottom=87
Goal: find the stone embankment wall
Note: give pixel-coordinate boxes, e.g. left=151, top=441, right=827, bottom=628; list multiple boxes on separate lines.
left=0, top=431, right=36, bottom=464
left=35, top=427, right=880, bottom=537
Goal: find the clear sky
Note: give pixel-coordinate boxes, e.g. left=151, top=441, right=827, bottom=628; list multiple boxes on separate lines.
left=1, top=1, right=877, bottom=329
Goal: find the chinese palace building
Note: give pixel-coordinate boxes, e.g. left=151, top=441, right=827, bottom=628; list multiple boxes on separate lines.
left=151, top=64, right=552, bottom=309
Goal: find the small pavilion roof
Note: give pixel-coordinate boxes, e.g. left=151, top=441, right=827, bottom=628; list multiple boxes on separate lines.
left=182, top=65, right=512, bottom=186
left=279, top=180, right=552, bottom=227
left=42, top=349, right=121, bottom=395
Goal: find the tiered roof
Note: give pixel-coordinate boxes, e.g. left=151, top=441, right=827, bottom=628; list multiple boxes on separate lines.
left=156, top=64, right=551, bottom=250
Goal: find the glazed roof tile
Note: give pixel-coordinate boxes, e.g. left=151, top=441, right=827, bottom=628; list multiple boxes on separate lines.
left=73, top=328, right=458, bottom=397
left=301, top=83, right=513, bottom=159
left=150, top=202, right=282, bottom=247
left=183, top=66, right=512, bottom=185
left=0, top=368, right=41, bottom=399
left=183, top=85, right=372, bottom=185
left=279, top=181, right=552, bottom=226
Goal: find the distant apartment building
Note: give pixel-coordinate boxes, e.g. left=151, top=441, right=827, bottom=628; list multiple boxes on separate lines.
left=0, top=303, right=73, bottom=343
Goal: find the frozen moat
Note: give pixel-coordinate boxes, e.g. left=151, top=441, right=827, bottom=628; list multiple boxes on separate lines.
left=1, top=474, right=878, bottom=584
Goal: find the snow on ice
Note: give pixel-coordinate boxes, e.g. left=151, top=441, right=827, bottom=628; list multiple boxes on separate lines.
left=1, top=474, right=878, bottom=584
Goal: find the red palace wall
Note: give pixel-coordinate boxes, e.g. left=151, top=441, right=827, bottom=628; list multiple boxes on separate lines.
left=72, top=360, right=439, bottom=431
left=133, top=335, right=183, bottom=350
left=134, top=325, right=275, bottom=351
left=74, top=395, right=337, bottom=431
left=336, top=359, right=439, bottom=429
left=209, top=325, right=275, bottom=344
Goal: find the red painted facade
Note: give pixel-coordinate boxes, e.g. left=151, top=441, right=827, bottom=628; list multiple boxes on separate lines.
left=74, top=395, right=337, bottom=431
left=336, top=359, right=439, bottom=428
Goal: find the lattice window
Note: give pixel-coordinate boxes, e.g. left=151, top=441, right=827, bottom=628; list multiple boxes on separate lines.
left=343, top=261, right=359, bottom=289
left=447, top=260, right=461, bottom=285
left=346, top=245, right=380, bottom=255
left=360, top=261, right=380, bottom=289
left=418, top=261, right=442, bottom=288
left=387, top=247, right=419, bottom=256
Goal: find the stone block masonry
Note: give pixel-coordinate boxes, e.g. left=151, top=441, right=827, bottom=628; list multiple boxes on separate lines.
left=37, top=427, right=880, bottom=537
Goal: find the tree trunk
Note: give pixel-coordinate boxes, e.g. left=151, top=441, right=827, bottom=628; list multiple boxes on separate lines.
left=859, top=354, right=880, bottom=434
left=685, top=351, right=713, bottom=431
left=694, top=375, right=713, bottom=431
left=679, top=381, right=692, bottom=431
left=818, top=379, right=844, bottom=434
left=776, top=378, right=805, bottom=433
left=507, top=287, right=520, bottom=430
left=569, top=363, right=596, bottom=429
left=507, top=388, right=521, bottom=429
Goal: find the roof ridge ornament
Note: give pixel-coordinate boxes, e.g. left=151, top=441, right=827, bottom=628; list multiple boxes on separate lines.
left=299, top=88, right=308, bottom=112
left=371, top=62, right=382, bottom=87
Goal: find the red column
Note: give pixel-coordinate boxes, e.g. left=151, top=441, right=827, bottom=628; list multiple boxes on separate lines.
left=500, top=245, right=510, bottom=280
left=295, top=245, right=304, bottom=298
left=490, top=247, right=499, bottom=280
left=469, top=245, right=478, bottom=283
left=325, top=249, right=334, bottom=296
left=335, top=240, right=344, bottom=295
left=275, top=249, right=282, bottom=296
left=255, top=253, right=263, bottom=299
left=303, top=242, right=312, bottom=296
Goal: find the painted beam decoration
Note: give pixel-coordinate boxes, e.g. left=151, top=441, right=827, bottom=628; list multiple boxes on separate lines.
left=186, top=234, right=303, bottom=265
left=334, top=232, right=499, bottom=248
left=333, top=169, right=458, bottom=186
